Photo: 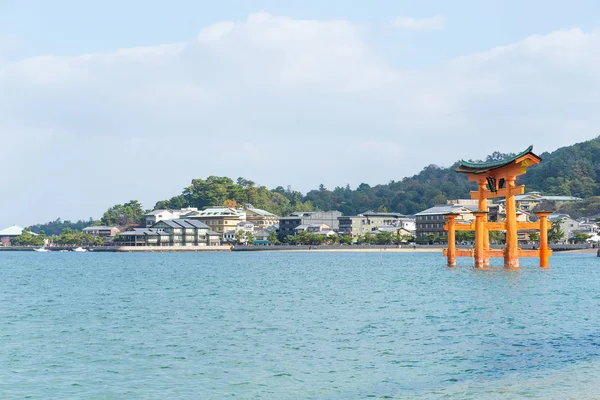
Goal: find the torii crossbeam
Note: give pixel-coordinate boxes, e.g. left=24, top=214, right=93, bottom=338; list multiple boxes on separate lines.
left=443, top=146, right=552, bottom=268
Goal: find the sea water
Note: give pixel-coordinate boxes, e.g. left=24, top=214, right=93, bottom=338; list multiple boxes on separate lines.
left=1, top=251, right=599, bottom=399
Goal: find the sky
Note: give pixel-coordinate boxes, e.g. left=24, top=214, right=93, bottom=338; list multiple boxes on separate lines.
left=2, top=0, right=600, bottom=226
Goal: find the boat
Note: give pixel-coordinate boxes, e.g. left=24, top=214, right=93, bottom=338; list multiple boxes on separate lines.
left=34, top=247, right=50, bottom=252
left=59, top=249, right=70, bottom=253
left=73, top=247, right=87, bottom=252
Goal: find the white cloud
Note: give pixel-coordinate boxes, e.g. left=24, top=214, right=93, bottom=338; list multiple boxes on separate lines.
left=1, top=14, right=600, bottom=225
left=392, top=15, right=445, bottom=31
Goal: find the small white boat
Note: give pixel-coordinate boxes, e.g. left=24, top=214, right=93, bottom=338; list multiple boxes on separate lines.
left=34, top=248, right=50, bottom=252
left=73, top=247, right=87, bottom=252
left=59, top=250, right=70, bottom=253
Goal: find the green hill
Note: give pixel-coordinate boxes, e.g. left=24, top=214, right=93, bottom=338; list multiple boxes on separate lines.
left=152, top=136, right=600, bottom=217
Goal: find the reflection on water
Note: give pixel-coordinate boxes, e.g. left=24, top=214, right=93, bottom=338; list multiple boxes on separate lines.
left=0, top=251, right=599, bottom=399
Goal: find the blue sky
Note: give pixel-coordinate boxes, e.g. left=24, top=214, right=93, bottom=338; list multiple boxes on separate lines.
left=2, top=0, right=600, bottom=226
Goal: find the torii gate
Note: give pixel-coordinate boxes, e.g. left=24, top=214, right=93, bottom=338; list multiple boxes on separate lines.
left=443, top=146, right=552, bottom=268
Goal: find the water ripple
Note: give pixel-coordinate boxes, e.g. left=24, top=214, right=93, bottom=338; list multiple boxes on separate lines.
left=1, top=251, right=600, bottom=399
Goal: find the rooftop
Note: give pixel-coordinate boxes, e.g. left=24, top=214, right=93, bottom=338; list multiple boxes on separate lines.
left=119, top=228, right=169, bottom=236
left=153, top=219, right=209, bottom=229
left=455, top=145, right=542, bottom=175
left=415, top=204, right=475, bottom=216
left=0, top=225, right=27, bottom=236
left=360, top=211, right=407, bottom=218
left=189, top=207, right=245, bottom=217
left=83, top=226, right=118, bottom=231
left=244, top=207, right=278, bottom=217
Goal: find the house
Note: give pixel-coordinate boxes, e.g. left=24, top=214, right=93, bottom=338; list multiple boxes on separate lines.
left=144, top=208, right=198, bottom=227
left=415, top=205, right=476, bottom=238
left=222, top=221, right=255, bottom=243
left=497, top=192, right=582, bottom=212
left=253, top=224, right=279, bottom=244
left=186, top=207, right=246, bottom=235
left=222, top=230, right=237, bottom=243
left=0, top=225, right=30, bottom=246
left=278, top=211, right=342, bottom=240
left=371, top=226, right=415, bottom=238
left=549, top=213, right=581, bottom=241
left=207, top=231, right=221, bottom=246
left=243, top=204, right=279, bottom=230
left=338, top=211, right=415, bottom=238
left=151, top=219, right=210, bottom=246
left=118, top=219, right=213, bottom=246
left=236, top=221, right=255, bottom=232
left=117, top=228, right=170, bottom=246
left=82, top=226, right=120, bottom=237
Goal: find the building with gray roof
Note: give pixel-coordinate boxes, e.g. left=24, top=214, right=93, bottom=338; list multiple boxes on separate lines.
left=118, top=219, right=216, bottom=247
left=414, top=205, right=476, bottom=238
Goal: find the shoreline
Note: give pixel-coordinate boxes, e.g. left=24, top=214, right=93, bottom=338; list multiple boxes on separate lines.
left=255, top=248, right=441, bottom=253
left=0, top=245, right=594, bottom=254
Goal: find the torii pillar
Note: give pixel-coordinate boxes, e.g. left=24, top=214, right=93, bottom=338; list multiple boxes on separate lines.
left=473, top=211, right=488, bottom=269
left=537, top=212, right=552, bottom=267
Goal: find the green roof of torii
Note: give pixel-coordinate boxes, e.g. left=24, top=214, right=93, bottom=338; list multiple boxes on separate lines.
left=455, top=145, right=541, bottom=174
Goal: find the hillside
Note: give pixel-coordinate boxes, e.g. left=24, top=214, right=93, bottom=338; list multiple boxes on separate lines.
left=151, top=136, right=600, bottom=217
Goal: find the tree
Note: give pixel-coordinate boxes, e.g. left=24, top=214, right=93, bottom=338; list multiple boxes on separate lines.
left=340, top=235, right=354, bottom=245
left=548, top=219, right=565, bottom=243
left=528, top=231, right=540, bottom=242
left=223, top=199, right=237, bottom=208
left=573, top=232, right=590, bottom=242
left=235, top=229, right=246, bottom=244
left=267, top=230, right=280, bottom=245
left=358, top=232, right=375, bottom=245
left=328, top=235, right=340, bottom=244
left=246, top=232, right=255, bottom=245
left=456, top=231, right=475, bottom=243
left=101, top=200, right=145, bottom=227
left=52, top=229, right=102, bottom=246
left=29, top=218, right=94, bottom=236
left=489, top=230, right=505, bottom=244
left=11, top=230, right=45, bottom=246
left=375, top=231, right=394, bottom=245
left=285, top=235, right=298, bottom=245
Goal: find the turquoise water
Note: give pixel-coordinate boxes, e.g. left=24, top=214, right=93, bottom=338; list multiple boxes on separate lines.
left=1, top=251, right=600, bottom=399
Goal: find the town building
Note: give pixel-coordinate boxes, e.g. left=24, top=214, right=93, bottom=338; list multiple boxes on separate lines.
left=338, top=211, right=415, bottom=238
left=144, top=208, right=198, bottom=227
left=243, top=204, right=279, bottom=229
left=447, top=199, right=479, bottom=207
left=497, top=192, right=582, bottom=212
left=370, top=226, right=415, bottom=240
left=293, top=223, right=337, bottom=237
left=278, top=211, right=342, bottom=240
left=118, top=219, right=215, bottom=246
left=222, top=221, right=255, bottom=243
left=151, top=219, right=211, bottom=246
left=549, top=213, right=581, bottom=241
left=415, top=204, right=477, bottom=238
left=117, top=228, right=171, bottom=246
left=253, top=224, right=279, bottom=245
left=207, top=231, right=221, bottom=246
left=0, top=225, right=31, bottom=246
left=82, top=226, right=121, bottom=237
left=186, top=207, right=246, bottom=235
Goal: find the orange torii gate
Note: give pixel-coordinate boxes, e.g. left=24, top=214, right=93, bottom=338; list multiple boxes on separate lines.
left=443, top=146, right=552, bottom=268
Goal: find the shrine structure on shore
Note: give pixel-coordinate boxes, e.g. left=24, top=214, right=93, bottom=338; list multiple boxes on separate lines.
left=443, top=146, right=552, bottom=268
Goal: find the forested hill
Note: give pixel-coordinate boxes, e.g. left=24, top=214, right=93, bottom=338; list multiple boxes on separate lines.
left=153, top=136, right=600, bottom=217
left=520, top=136, right=600, bottom=198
